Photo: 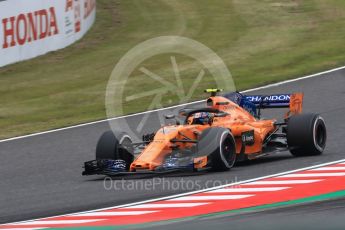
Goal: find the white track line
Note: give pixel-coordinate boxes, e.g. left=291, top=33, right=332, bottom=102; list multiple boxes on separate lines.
left=310, top=167, right=345, bottom=171
left=72, top=211, right=157, bottom=217
left=0, top=65, right=344, bottom=144
left=122, top=203, right=209, bottom=209
left=13, top=220, right=104, bottom=225
left=170, top=195, right=254, bottom=201
left=4, top=159, right=345, bottom=226
left=246, top=179, right=322, bottom=185
left=278, top=173, right=345, bottom=178
left=205, top=187, right=289, bottom=193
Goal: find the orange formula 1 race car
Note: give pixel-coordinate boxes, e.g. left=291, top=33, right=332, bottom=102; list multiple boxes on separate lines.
left=82, top=89, right=327, bottom=176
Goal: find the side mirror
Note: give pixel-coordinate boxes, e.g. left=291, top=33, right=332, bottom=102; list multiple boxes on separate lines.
left=178, top=109, right=187, bottom=117
left=164, top=114, right=175, bottom=119
left=164, top=114, right=180, bottom=125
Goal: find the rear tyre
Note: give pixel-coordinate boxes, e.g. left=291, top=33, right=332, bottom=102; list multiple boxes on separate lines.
left=197, top=127, right=236, bottom=171
left=96, top=130, right=134, bottom=168
left=287, top=113, right=327, bottom=156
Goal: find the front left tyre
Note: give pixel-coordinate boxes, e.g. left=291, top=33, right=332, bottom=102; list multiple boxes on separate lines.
left=96, top=130, right=134, bottom=169
left=197, top=127, right=236, bottom=171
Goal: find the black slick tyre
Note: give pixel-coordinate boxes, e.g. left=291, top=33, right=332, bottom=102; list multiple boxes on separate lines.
left=287, top=113, right=327, bottom=156
left=197, top=127, right=236, bottom=171
left=96, top=130, right=134, bottom=167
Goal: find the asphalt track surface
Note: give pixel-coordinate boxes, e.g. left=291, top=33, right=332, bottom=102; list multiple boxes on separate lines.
left=0, top=69, right=345, bottom=224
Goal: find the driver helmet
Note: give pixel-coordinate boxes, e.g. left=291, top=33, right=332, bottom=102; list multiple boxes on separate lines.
left=193, top=112, right=213, bottom=125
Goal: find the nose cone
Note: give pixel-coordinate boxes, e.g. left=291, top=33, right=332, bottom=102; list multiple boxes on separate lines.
left=130, top=160, right=158, bottom=171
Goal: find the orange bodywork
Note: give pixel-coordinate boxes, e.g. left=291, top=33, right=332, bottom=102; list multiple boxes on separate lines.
left=130, top=95, right=293, bottom=172
left=285, top=92, right=303, bottom=118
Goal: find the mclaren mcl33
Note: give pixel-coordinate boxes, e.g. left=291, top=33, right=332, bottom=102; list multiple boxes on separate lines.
left=83, top=89, right=327, bottom=176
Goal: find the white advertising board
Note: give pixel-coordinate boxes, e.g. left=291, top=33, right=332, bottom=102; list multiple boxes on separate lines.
left=0, top=0, right=96, bottom=67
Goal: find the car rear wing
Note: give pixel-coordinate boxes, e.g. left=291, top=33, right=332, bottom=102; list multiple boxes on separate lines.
left=245, top=94, right=290, bottom=108
left=244, top=93, right=304, bottom=116
left=224, top=92, right=304, bottom=118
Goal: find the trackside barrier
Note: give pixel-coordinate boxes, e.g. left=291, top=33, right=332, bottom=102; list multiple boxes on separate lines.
left=0, top=0, right=96, bottom=67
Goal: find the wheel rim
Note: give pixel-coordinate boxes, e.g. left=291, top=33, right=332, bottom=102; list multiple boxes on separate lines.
left=221, top=134, right=236, bottom=168
left=314, top=118, right=326, bottom=151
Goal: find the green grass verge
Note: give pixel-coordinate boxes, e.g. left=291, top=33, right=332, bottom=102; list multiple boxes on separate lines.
left=1, top=0, right=345, bottom=139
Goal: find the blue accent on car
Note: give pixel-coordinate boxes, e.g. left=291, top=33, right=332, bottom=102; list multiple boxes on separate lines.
left=102, top=159, right=127, bottom=172
left=224, top=92, right=257, bottom=117
left=162, top=157, right=194, bottom=170
left=245, top=94, right=291, bottom=107
left=239, top=97, right=257, bottom=117
left=224, top=92, right=291, bottom=111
